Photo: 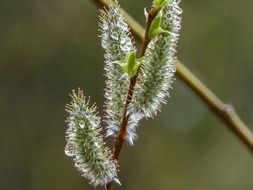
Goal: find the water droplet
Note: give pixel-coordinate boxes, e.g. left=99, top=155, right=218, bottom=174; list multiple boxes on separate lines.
left=101, top=39, right=108, bottom=49
left=117, top=19, right=128, bottom=31
left=114, top=178, right=121, bottom=185
left=102, top=22, right=108, bottom=30
left=79, top=121, right=85, bottom=128
left=101, top=33, right=109, bottom=49
left=147, top=41, right=154, bottom=49
left=66, top=126, right=75, bottom=134
left=171, top=65, right=176, bottom=73
left=94, top=142, right=99, bottom=148
left=110, top=8, right=118, bottom=17
left=111, top=32, right=119, bottom=40
left=74, top=160, right=81, bottom=168
left=106, top=129, right=114, bottom=137
left=175, top=5, right=183, bottom=15
left=104, top=54, right=111, bottom=61
left=65, top=142, right=76, bottom=157
left=120, top=36, right=129, bottom=44
left=120, top=40, right=132, bottom=52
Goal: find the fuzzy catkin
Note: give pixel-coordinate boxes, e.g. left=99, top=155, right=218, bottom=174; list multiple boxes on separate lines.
left=99, top=0, right=135, bottom=139
left=130, top=0, right=182, bottom=122
left=65, top=89, right=119, bottom=186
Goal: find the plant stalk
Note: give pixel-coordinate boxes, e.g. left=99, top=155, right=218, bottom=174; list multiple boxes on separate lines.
left=103, top=4, right=159, bottom=190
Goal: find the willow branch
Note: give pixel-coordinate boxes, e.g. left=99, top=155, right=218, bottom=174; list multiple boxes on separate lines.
left=92, top=0, right=253, bottom=154
left=176, top=62, right=253, bottom=152
left=103, top=4, right=159, bottom=190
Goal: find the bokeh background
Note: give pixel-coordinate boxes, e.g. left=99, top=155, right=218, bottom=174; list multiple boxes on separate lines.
left=1, top=0, right=253, bottom=189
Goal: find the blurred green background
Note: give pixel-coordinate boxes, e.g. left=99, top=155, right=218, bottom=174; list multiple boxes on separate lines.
left=1, top=0, right=253, bottom=189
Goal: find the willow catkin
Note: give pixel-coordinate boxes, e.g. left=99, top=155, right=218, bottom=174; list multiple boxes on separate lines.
left=65, top=89, right=119, bottom=186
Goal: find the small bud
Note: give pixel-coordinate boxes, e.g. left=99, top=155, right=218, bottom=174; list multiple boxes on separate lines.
left=115, top=51, right=141, bottom=77
left=152, top=0, right=168, bottom=12
left=148, top=14, right=171, bottom=40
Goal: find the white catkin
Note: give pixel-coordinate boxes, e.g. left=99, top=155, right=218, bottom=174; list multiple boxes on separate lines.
left=65, top=89, right=119, bottom=186
left=99, top=0, right=136, bottom=141
left=129, top=0, right=182, bottom=137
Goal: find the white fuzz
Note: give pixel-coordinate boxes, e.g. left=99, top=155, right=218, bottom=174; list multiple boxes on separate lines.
left=130, top=0, right=182, bottom=119
left=65, top=89, right=119, bottom=186
left=99, top=1, right=135, bottom=140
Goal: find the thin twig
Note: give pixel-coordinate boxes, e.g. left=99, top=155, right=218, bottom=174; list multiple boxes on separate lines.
left=102, top=4, right=159, bottom=190
left=176, top=62, right=253, bottom=152
left=113, top=4, right=158, bottom=160
left=92, top=0, right=253, bottom=153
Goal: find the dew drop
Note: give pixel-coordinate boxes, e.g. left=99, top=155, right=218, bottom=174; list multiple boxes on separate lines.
left=171, top=65, right=176, bottom=73
left=117, top=19, right=128, bottom=31
left=104, top=54, right=111, bottom=61
left=106, top=129, right=114, bottom=137
left=120, top=36, right=128, bottom=44
left=110, top=8, right=118, bottom=17
left=111, top=32, right=119, bottom=40
left=74, top=161, right=81, bottom=168
left=79, top=121, right=85, bottom=128
left=147, top=41, right=154, bottom=49
left=66, top=126, right=75, bottom=134
left=175, top=5, right=183, bottom=15
left=101, top=39, right=108, bottom=49
left=94, top=142, right=99, bottom=148
left=102, top=22, right=109, bottom=30
left=114, top=178, right=122, bottom=185
left=65, top=142, right=76, bottom=157
left=128, top=137, right=134, bottom=145
left=120, top=40, right=132, bottom=52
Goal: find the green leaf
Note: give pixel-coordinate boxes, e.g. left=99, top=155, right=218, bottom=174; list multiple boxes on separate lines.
left=148, top=16, right=162, bottom=39
left=148, top=15, right=171, bottom=40
left=115, top=51, right=142, bottom=77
